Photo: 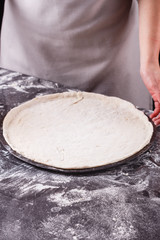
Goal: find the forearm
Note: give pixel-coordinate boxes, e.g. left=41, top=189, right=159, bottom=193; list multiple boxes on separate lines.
left=138, top=0, right=160, bottom=70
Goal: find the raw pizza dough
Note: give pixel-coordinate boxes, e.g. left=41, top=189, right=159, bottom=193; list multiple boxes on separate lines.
left=3, top=92, right=153, bottom=169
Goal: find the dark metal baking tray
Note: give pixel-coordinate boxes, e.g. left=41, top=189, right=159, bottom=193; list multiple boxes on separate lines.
left=0, top=111, right=156, bottom=174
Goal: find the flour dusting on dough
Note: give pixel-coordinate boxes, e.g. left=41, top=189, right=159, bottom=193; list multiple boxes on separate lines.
left=3, top=92, right=153, bottom=169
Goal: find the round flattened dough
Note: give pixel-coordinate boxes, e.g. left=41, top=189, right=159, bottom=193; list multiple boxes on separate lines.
left=3, top=92, right=153, bottom=169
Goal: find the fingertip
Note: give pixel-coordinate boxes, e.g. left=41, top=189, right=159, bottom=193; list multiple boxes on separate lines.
left=150, top=113, right=154, bottom=119
left=153, top=119, right=160, bottom=126
left=150, top=112, right=158, bottom=119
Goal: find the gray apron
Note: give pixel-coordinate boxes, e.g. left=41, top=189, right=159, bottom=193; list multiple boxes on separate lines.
left=0, top=0, right=151, bottom=109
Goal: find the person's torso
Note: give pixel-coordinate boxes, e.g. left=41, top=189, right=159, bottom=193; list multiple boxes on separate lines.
left=0, top=0, right=152, bottom=108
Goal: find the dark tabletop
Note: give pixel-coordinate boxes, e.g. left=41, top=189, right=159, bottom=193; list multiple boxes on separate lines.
left=0, top=68, right=160, bottom=240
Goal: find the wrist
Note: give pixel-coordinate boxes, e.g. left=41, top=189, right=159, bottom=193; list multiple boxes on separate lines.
left=140, top=61, right=160, bottom=81
left=140, top=48, right=160, bottom=71
left=139, top=36, right=160, bottom=68
left=140, top=58, right=159, bottom=71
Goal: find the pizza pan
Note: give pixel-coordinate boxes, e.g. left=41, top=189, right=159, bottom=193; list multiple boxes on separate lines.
left=0, top=112, right=156, bottom=174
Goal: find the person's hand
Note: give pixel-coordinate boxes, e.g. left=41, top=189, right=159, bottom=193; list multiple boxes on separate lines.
left=140, top=63, right=160, bottom=125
